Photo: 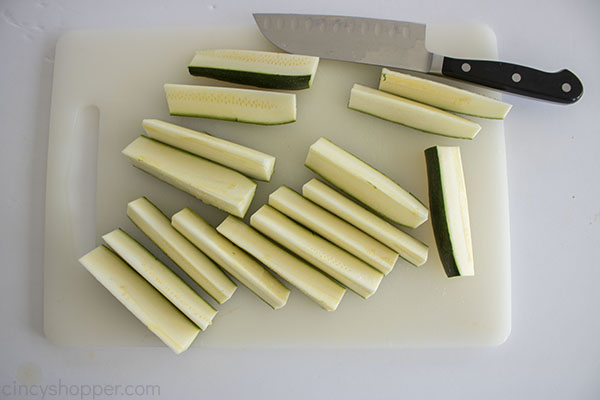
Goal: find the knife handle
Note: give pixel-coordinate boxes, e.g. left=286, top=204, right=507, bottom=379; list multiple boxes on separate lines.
left=440, top=56, right=583, bottom=104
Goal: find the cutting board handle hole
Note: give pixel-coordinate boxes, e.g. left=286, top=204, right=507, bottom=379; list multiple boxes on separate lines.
left=68, top=105, right=100, bottom=254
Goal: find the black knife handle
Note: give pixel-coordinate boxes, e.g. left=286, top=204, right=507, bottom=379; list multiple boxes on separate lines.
left=441, top=56, right=583, bottom=104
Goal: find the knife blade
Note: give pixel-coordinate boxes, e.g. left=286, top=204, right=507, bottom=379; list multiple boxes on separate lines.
left=253, top=13, right=583, bottom=104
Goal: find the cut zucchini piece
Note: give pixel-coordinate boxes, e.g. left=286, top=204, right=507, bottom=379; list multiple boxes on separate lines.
left=268, top=186, right=399, bottom=275
left=217, top=216, right=346, bottom=311
left=142, top=119, right=276, bottom=181
left=250, top=205, right=383, bottom=299
left=103, top=229, right=217, bottom=330
left=425, top=146, right=474, bottom=277
left=348, top=83, right=481, bottom=139
left=171, top=208, right=290, bottom=309
left=79, top=246, right=200, bottom=354
left=379, top=68, right=512, bottom=119
left=122, top=136, right=256, bottom=218
left=164, top=84, right=296, bottom=125
left=303, top=179, right=429, bottom=266
left=188, top=49, right=319, bottom=90
left=305, top=137, right=428, bottom=228
left=127, top=197, right=237, bottom=304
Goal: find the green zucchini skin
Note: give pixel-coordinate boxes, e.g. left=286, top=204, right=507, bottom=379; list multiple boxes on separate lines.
left=188, top=67, right=311, bottom=90
left=425, top=147, right=460, bottom=277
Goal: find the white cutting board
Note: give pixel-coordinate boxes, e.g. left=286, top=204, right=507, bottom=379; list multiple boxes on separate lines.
left=44, top=24, right=510, bottom=348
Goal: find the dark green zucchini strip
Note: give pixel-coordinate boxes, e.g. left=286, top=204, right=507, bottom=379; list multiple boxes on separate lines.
left=188, top=66, right=311, bottom=90
left=425, top=147, right=460, bottom=277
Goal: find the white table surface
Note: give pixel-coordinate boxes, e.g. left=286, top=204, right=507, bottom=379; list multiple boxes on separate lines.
left=1, top=0, right=598, bottom=398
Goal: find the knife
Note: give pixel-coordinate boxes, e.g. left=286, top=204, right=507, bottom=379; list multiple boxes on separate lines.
left=253, top=13, right=583, bottom=104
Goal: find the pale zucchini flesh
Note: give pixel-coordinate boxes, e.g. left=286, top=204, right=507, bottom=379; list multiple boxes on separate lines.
left=268, top=186, right=399, bottom=275
left=142, top=119, right=276, bottom=181
left=102, top=229, right=217, bottom=331
left=127, top=197, right=237, bottom=304
left=164, top=84, right=296, bottom=125
left=79, top=246, right=200, bottom=354
left=217, top=216, right=346, bottom=311
left=303, top=179, right=429, bottom=266
left=379, top=68, right=512, bottom=119
left=188, top=49, right=319, bottom=90
left=122, top=136, right=256, bottom=218
left=348, top=83, right=482, bottom=139
left=171, top=208, right=290, bottom=309
left=425, top=146, right=474, bottom=277
left=250, top=205, right=383, bottom=299
left=304, top=137, right=428, bottom=228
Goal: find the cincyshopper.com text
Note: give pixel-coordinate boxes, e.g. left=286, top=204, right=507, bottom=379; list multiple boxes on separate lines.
left=1, top=379, right=160, bottom=399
